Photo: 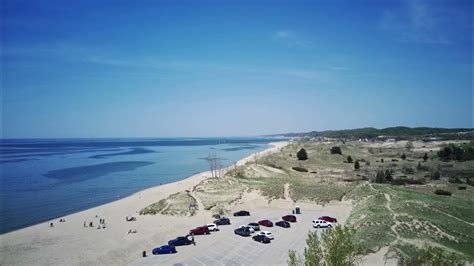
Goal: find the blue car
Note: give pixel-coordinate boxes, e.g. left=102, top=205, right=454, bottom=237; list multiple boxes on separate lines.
left=152, top=245, right=177, bottom=255
left=168, top=236, right=192, bottom=246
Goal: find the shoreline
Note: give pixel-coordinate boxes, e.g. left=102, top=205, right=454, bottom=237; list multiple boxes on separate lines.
left=0, top=141, right=290, bottom=265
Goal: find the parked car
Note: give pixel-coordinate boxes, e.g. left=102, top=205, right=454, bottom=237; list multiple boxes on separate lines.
left=257, top=231, right=274, bottom=240
left=275, top=220, right=291, bottom=228
left=282, top=215, right=297, bottom=222
left=234, top=227, right=251, bottom=237
left=152, top=245, right=177, bottom=255
left=247, top=222, right=260, bottom=231
left=190, top=226, right=210, bottom=235
left=214, top=217, right=231, bottom=225
left=206, top=223, right=219, bottom=232
left=252, top=234, right=271, bottom=244
left=233, top=210, right=250, bottom=216
left=258, top=219, right=273, bottom=227
left=318, top=216, right=338, bottom=223
left=168, top=236, right=192, bottom=246
left=239, top=225, right=255, bottom=234
left=312, top=220, right=332, bottom=228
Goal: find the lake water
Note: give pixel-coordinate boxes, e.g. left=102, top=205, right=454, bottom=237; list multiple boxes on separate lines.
left=0, top=138, right=282, bottom=234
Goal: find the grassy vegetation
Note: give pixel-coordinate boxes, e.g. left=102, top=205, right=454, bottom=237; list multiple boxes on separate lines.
left=139, top=191, right=198, bottom=216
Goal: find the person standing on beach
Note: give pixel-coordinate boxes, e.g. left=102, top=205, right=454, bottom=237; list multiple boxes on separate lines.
left=83, top=221, right=87, bottom=228
left=50, top=222, right=53, bottom=227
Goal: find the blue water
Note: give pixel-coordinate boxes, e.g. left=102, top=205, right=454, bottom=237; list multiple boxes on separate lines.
left=0, top=138, right=283, bottom=234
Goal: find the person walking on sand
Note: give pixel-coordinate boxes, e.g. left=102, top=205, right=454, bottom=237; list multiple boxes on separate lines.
left=50, top=222, right=53, bottom=227
left=83, top=221, right=87, bottom=228
left=89, top=221, right=93, bottom=227
left=191, top=234, right=195, bottom=246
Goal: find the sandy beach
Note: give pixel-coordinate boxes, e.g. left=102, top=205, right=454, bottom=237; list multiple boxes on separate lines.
left=1, top=141, right=292, bottom=265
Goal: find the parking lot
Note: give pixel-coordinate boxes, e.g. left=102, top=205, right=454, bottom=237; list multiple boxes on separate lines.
left=136, top=208, right=335, bottom=265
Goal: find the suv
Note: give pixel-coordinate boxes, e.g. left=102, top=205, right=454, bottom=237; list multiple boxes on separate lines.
left=282, top=215, right=297, bottom=222
left=190, top=226, right=210, bottom=235
left=318, top=216, right=337, bottom=223
left=247, top=222, right=260, bottom=231
left=168, top=236, right=192, bottom=246
left=214, top=217, right=231, bottom=225
left=233, top=210, right=250, bottom=216
left=206, top=223, right=219, bottom=232
left=234, top=227, right=251, bottom=237
left=258, top=220, right=273, bottom=227
left=312, top=220, right=332, bottom=228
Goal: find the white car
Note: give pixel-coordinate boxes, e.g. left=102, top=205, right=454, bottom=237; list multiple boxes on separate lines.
left=206, top=223, right=219, bottom=231
left=240, top=225, right=255, bottom=234
left=312, top=220, right=332, bottom=228
left=257, top=231, right=274, bottom=240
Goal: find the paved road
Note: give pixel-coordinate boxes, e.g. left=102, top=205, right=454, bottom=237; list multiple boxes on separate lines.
left=136, top=209, right=333, bottom=265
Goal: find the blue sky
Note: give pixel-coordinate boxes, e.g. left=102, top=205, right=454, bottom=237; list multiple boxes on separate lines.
left=1, top=0, right=472, bottom=138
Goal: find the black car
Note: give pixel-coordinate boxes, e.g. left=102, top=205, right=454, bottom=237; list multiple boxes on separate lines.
left=233, top=210, right=250, bottom=216
left=234, top=227, right=251, bottom=237
left=252, top=234, right=271, bottom=244
left=214, top=217, right=231, bottom=225
left=168, top=236, right=192, bottom=246
left=275, top=220, right=290, bottom=228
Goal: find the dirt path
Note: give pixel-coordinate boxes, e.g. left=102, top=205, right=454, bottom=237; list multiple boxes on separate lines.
left=284, top=183, right=291, bottom=201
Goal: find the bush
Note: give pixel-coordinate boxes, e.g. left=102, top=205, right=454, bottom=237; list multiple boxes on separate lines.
left=399, top=245, right=464, bottom=265
left=402, top=166, right=415, bottom=175
left=448, top=177, right=463, bottom=184
left=423, top=153, right=429, bottom=162
left=330, top=146, right=342, bottom=155
left=401, top=153, right=407, bottom=160
left=458, top=186, right=467, bottom=190
left=416, top=162, right=430, bottom=171
left=430, top=170, right=441, bottom=180
left=346, top=156, right=353, bottom=163
left=467, top=178, right=474, bottom=186
left=292, top=166, right=308, bottom=172
left=297, top=148, right=308, bottom=160
left=406, top=178, right=425, bottom=185
left=354, top=161, right=360, bottom=170
left=434, top=189, right=451, bottom=196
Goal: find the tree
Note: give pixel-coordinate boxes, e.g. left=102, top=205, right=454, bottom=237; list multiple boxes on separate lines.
left=330, top=147, right=342, bottom=155
left=406, top=141, right=414, bottom=151
left=321, top=225, right=359, bottom=266
left=346, top=156, right=353, bottom=163
left=303, top=231, right=323, bottom=266
left=354, top=161, right=360, bottom=170
left=384, top=169, right=393, bottom=182
left=423, top=153, right=428, bottom=162
left=401, top=153, right=407, bottom=160
left=205, top=152, right=223, bottom=178
left=297, top=148, right=308, bottom=160
left=288, top=225, right=359, bottom=266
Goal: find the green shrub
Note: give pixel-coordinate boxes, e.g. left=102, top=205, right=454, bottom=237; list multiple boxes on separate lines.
left=330, top=146, right=342, bottom=155
left=430, top=170, right=441, bottom=180
left=297, top=148, right=308, bottom=160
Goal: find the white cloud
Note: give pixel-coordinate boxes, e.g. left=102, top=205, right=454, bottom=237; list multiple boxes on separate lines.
left=272, top=29, right=314, bottom=48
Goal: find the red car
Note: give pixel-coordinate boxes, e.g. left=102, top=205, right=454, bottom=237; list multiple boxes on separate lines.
left=258, top=220, right=273, bottom=227
left=190, top=226, right=210, bottom=235
left=318, top=216, right=337, bottom=223
left=282, top=215, right=297, bottom=223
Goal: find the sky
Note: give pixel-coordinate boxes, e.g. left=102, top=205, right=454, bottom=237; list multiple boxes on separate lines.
left=1, top=0, right=473, bottom=138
